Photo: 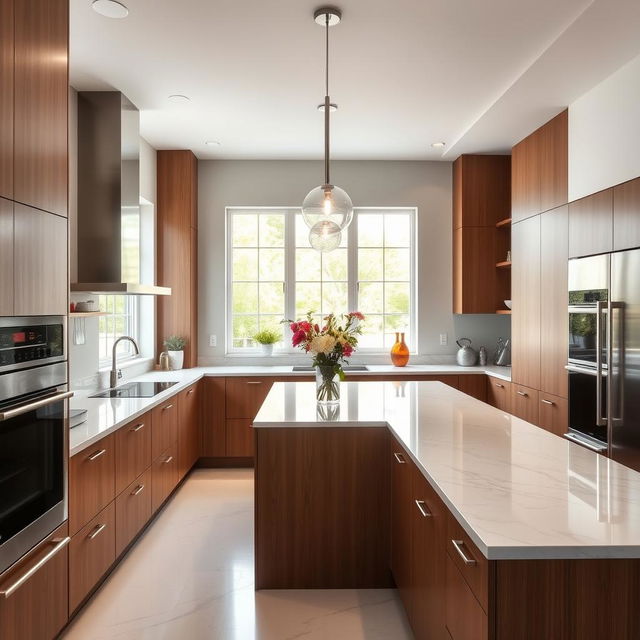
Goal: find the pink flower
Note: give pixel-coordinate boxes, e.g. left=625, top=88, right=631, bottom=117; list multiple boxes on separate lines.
left=292, top=330, right=307, bottom=347
left=349, top=311, right=365, bottom=321
left=299, top=321, right=312, bottom=332
left=342, top=343, right=354, bottom=357
left=290, top=322, right=299, bottom=332
left=314, top=324, right=320, bottom=333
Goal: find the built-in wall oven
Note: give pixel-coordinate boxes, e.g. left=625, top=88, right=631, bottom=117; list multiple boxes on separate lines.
left=0, top=317, right=70, bottom=575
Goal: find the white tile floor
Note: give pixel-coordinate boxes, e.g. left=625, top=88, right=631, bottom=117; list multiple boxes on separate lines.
left=62, top=469, right=413, bottom=639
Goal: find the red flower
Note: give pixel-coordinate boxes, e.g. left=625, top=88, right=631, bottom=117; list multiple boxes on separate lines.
left=349, top=311, right=365, bottom=320
left=314, top=324, right=320, bottom=333
left=290, top=322, right=299, bottom=332
left=342, top=343, right=354, bottom=357
left=292, top=330, right=307, bottom=347
left=299, top=321, right=312, bottom=332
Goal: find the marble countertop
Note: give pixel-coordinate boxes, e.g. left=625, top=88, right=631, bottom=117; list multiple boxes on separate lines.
left=254, top=380, right=640, bottom=561
left=69, top=364, right=510, bottom=456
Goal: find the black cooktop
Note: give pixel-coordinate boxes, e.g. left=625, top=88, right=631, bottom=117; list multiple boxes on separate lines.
left=91, top=381, right=178, bottom=399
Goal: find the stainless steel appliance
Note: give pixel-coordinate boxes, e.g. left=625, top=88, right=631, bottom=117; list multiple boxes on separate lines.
left=0, top=317, right=70, bottom=574
left=567, top=249, right=640, bottom=471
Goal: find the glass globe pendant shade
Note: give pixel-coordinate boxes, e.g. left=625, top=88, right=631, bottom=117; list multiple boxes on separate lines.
left=309, top=219, right=342, bottom=252
left=302, top=184, right=353, bottom=230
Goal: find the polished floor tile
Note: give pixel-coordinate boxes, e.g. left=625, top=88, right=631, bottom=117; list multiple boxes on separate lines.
left=62, top=469, right=412, bottom=640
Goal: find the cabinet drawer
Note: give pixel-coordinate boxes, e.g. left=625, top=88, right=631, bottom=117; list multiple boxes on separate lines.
left=0, top=523, right=69, bottom=640
left=446, top=513, right=489, bottom=613
left=116, top=469, right=152, bottom=557
left=225, top=377, right=273, bottom=419
left=115, top=411, right=152, bottom=494
left=152, top=400, right=178, bottom=460
left=69, top=501, right=116, bottom=613
left=511, top=384, right=539, bottom=425
left=226, top=418, right=254, bottom=457
left=538, top=393, right=568, bottom=437
left=445, top=553, right=488, bottom=640
left=151, top=443, right=179, bottom=513
left=69, top=434, right=115, bottom=535
left=486, top=376, right=511, bottom=413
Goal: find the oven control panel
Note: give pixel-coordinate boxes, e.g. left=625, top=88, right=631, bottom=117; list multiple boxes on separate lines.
left=0, top=319, right=65, bottom=370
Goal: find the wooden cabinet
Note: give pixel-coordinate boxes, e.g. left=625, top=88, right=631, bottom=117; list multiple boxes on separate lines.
left=538, top=393, right=568, bottom=437
left=69, top=502, right=116, bottom=613
left=540, top=206, right=568, bottom=398
left=512, top=215, right=541, bottom=389
left=115, top=470, right=152, bottom=557
left=613, top=177, right=640, bottom=251
left=226, top=419, right=254, bottom=457
left=0, top=198, right=12, bottom=315
left=152, top=399, right=178, bottom=461
left=13, top=204, right=67, bottom=315
left=568, top=189, right=613, bottom=258
left=151, top=443, right=179, bottom=513
left=511, top=132, right=540, bottom=223
left=511, top=384, right=540, bottom=425
left=225, top=377, right=274, bottom=420
left=486, top=376, right=511, bottom=413
left=115, top=411, right=152, bottom=495
left=14, top=0, right=68, bottom=217
left=0, top=523, right=68, bottom=640
left=445, top=553, right=488, bottom=640
left=69, top=434, right=115, bottom=536
left=0, top=0, right=13, bottom=200
left=178, top=383, right=201, bottom=480
left=202, top=377, right=226, bottom=457
left=458, top=375, right=487, bottom=402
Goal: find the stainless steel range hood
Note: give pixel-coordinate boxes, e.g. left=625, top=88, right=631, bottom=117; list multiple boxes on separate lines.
left=71, top=91, right=170, bottom=296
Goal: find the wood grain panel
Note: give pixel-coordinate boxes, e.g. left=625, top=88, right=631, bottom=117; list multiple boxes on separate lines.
left=568, top=189, right=613, bottom=258
left=226, top=418, right=254, bottom=457
left=14, top=0, right=68, bottom=217
left=151, top=399, right=178, bottom=461
left=511, top=384, right=540, bottom=425
left=69, top=434, right=115, bottom=535
left=115, top=411, right=152, bottom=495
left=445, top=553, right=488, bottom=640
left=0, top=198, right=13, bottom=315
left=511, top=216, right=541, bottom=389
left=178, top=382, right=201, bottom=480
left=157, top=150, right=198, bottom=367
left=538, top=393, right=568, bottom=437
left=0, top=0, right=13, bottom=199
left=151, top=443, right=179, bottom=513
left=202, top=377, right=226, bottom=457
left=255, top=427, right=391, bottom=589
left=0, top=523, right=68, bottom=640
left=511, top=132, right=540, bottom=223
left=613, top=176, right=640, bottom=251
left=458, top=375, right=487, bottom=402
left=225, top=377, right=275, bottom=419
left=13, top=204, right=67, bottom=315
left=539, top=110, right=568, bottom=213
left=486, top=376, right=511, bottom=413
left=115, top=469, right=152, bottom=557
left=540, top=205, right=568, bottom=398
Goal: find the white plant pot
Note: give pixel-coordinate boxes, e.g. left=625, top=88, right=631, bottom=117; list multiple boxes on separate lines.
left=167, top=350, right=184, bottom=370
left=260, top=343, right=274, bottom=356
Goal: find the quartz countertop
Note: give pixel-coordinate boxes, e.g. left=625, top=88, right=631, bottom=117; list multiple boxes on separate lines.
left=253, top=380, right=640, bottom=561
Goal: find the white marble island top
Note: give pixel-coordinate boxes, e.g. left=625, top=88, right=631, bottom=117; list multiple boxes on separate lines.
left=254, top=380, right=640, bottom=561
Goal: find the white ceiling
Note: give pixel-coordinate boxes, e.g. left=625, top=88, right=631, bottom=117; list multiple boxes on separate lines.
left=70, top=0, right=640, bottom=160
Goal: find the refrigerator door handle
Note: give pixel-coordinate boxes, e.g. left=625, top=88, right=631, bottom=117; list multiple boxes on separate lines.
left=610, top=301, right=625, bottom=429
left=596, top=300, right=607, bottom=427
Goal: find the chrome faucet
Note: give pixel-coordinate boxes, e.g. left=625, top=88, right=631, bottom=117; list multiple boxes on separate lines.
left=110, top=336, right=140, bottom=388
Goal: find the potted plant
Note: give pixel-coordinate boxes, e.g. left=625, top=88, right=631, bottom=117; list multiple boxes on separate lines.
left=253, top=328, right=280, bottom=356
left=163, top=335, right=187, bottom=370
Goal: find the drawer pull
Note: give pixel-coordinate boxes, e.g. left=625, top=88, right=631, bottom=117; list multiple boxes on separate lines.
left=187, top=389, right=195, bottom=395
left=162, top=404, right=174, bottom=411
left=393, top=452, right=406, bottom=464
left=494, top=383, right=504, bottom=388
left=87, top=448, right=107, bottom=461
left=131, top=484, right=145, bottom=496
left=541, top=399, right=555, bottom=406
left=164, top=456, right=174, bottom=464
left=87, top=523, right=107, bottom=540
left=130, top=423, right=145, bottom=432
left=451, top=539, right=477, bottom=566
left=246, top=381, right=263, bottom=385
left=0, top=537, right=70, bottom=598
left=415, top=499, right=432, bottom=518
left=516, top=391, right=528, bottom=397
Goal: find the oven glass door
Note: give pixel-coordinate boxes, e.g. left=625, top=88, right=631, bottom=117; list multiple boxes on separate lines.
left=568, top=370, right=607, bottom=443
left=568, top=307, right=607, bottom=367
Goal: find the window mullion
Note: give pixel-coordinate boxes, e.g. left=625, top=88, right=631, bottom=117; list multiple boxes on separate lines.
left=348, top=211, right=358, bottom=312
left=284, top=210, right=297, bottom=349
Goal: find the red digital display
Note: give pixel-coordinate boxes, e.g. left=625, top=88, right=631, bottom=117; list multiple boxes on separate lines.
left=12, top=332, right=26, bottom=344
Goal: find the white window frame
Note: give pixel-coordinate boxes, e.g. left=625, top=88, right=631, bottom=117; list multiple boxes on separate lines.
left=225, top=206, right=418, bottom=355
left=97, top=295, right=141, bottom=367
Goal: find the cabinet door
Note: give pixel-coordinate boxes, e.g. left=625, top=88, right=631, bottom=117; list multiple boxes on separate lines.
left=511, top=385, right=540, bottom=425
left=0, top=0, right=13, bottom=199
left=540, top=206, right=568, bottom=398
left=486, top=377, right=511, bottom=413
left=178, top=383, right=201, bottom=479
left=613, top=177, right=640, bottom=251
left=0, top=198, right=12, bottom=315
left=458, top=375, right=487, bottom=402
left=538, top=393, right=568, bottom=437
left=151, top=444, right=179, bottom=513
left=568, top=189, right=613, bottom=258
left=445, top=554, right=488, bottom=640
left=0, top=523, right=68, bottom=640
left=226, top=418, right=254, bottom=457
left=226, top=377, right=274, bottom=419
left=512, top=216, right=541, bottom=389
left=511, top=133, right=540, bottom=223
left=453, top=227, right=496, bottom=314
left=539, top=110, right=568, bottom=214
left=152, top=399, right=178, bottom=461
left=14, top=0, right=68, bottom=217
left=115, top=469, right=152, bottom=557
left=13, top=204, right=67, bottom=315
left=115, top=412, right=152, bottom=495
left=203, top=377, right=226, bottom=457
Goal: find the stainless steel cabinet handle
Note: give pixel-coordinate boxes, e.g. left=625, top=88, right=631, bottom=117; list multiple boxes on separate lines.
left=131, top=484, right=145, bottom=496
left=564, top=432, right=607, bottom=454
left=130, top=423, right=145, bottom=432
left=162, top=404, right=174, bottom=410
left=246, top=381, right=263, bottom=385
left=415, top=500, right=432, bottom=518
left=0, top=390, right=74, bottom=421
left=87, top=523, right=107, bottom=540
left=494, top=383, right=504, bottom=388
left=0, top=537, right=70, bottom=598
left=393, top=452, right=406, bottom=464
left=164, top=456, right=174, bottom=464
left=541, top=399, right=555, bottom=406
left=516, top=391, right=528, bottom=397
left=87, top=448, right=107, bottom=461
left=451, top=539, right=477, bottom=566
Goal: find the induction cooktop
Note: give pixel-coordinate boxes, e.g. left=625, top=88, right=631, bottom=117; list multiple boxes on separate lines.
left=91, top=381, right=178, bottom=399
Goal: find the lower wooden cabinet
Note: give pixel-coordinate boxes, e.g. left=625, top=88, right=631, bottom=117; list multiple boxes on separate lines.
left=115, top=411, right=152, bottom=495
left=152, top=399, right=178, bottom=460
left=0, top=523, right=69, bottom=640
left=511, top=384, right=539, bottom=425
left=538, top=393, right=568, bottom=437
left=178, top=383, right=201, bottom=480
left=226, top=418, right=254, bottom=457
left=115, top=470, right=152, bottom=557
left=69, top=502, right=116, bottom=612
left=445, top=553, right=488, bottom=640
left=458, top=374, right=487, bottom=402
left=151, top=443, right=179, bottom=513
left=486, top=376, right=512, bottom=412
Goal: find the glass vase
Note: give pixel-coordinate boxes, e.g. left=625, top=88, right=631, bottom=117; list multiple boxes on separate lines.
left=390, top=332, right=410, bottom=367
left=315, top=365, right=340, bottom=405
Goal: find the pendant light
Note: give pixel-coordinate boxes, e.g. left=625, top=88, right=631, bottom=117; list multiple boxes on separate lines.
left=303, top=7, right=353, bottom=252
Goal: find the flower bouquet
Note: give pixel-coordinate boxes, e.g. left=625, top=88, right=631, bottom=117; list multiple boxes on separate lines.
left=286, top=311, right=365, bottom=404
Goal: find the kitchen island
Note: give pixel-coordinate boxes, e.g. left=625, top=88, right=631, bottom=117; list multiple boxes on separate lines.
left=253, top=380, right=640, bottom=640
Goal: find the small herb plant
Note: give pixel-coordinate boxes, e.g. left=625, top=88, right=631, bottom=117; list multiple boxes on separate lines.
left=164, top=335, right=187, bottom=351
left=253, top=329, right=281, bottom=345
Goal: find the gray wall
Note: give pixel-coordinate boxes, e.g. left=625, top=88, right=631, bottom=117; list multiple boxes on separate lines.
left=198, top=160, right=510, bottom=363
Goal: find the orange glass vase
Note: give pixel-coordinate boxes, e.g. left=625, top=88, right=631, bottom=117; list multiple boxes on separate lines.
left=390, top=332, right=410, bottom=367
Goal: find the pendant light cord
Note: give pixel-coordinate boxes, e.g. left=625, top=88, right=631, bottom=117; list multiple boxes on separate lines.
left=324, top=13, right=330, bottom=186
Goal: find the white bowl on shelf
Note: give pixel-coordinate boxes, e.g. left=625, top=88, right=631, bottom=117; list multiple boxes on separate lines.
left=504, top=300, right=512, bottom=309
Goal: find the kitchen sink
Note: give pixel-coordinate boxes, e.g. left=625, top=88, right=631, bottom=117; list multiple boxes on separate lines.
left=291, top=365, right=369, bottom=372
left=91, top=381, right=178, bottom=399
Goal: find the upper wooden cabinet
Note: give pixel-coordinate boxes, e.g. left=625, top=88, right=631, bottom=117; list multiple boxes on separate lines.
left=613, top=177, right=640, bottom=252
left=512, top=110, right=568, bottom=223
left=0, top=0, right=13, bottom=200
left=568, top=188, right=613, bottom=258
left=0, top=198, right=13, bottom=315
left=14, top=0, right=68, bottom=217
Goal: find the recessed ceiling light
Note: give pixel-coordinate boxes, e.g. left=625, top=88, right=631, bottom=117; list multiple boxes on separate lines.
left=205, top=140, right=221, bottom=147
left=168, top=94, right=191, bottom=104
left=431, top=141, right=446, bottom=148
left=92, top=0, right=129, bottom=19
left=317, top=103, right=338, bottom=112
